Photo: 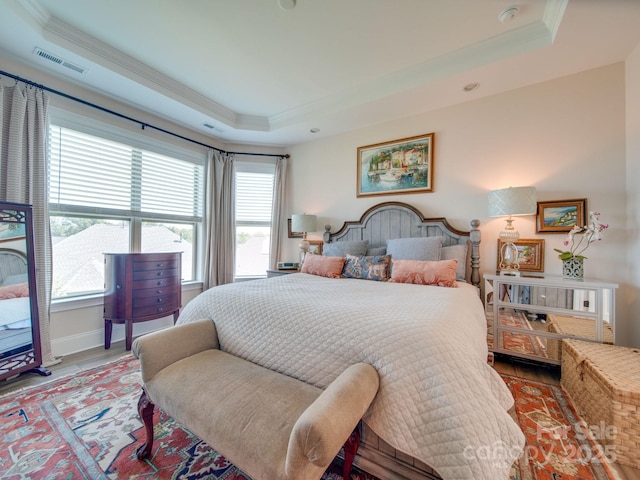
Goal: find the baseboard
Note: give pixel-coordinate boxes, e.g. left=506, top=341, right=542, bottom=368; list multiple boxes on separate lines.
left=51, top=317, right=174, bottom=357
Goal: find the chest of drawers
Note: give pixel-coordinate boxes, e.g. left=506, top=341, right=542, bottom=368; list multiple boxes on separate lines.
left=104, top=252, right=182, bottom=351
left=484, top=274, right=617, bottom=365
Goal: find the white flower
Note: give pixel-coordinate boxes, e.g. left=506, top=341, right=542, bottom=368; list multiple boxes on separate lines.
left=554, top=211, right=608, bottom=260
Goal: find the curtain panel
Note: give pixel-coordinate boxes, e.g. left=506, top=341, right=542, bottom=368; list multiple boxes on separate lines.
left=204, top=149, right=236, bottom=289
left=269, top=156, right=287, bottom=269
left=0, top=83, right=56, bottom=366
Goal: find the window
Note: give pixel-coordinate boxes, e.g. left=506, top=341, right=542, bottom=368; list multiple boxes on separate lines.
left=49, top=116, right=205, bottom=299
left=235, top=161, right=275, bottom=278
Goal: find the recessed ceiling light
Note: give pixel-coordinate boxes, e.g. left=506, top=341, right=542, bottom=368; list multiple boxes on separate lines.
left=463, top=82, right=480, bottom=92
left=310, top=128, right=320, bottom=133
left=278, top=0, right=296, bottom=10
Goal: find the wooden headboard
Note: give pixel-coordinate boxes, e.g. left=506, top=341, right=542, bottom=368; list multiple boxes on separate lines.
left=323, top=202, right=481, bottom=286
left=0, top=248, right=28, bottom=285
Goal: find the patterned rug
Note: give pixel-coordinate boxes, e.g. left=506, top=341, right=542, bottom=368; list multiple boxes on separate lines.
left=0, top=355, right=621, bottom=480
left=487, top=309, right=549, bottom=358
left=503, top=374, right=620, bottom=480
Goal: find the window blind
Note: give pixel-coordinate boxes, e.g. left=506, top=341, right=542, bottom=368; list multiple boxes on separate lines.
left=49, top=125, right=204, bottom=221
left=235, top=171, right=274, bottom=224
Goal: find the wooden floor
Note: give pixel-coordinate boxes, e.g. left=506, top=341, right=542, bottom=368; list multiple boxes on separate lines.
left=1, top=344, right=638, bottom=480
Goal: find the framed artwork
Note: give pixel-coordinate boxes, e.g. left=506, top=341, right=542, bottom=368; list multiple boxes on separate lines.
left=497, top=239, right=545, bottom=273
left=536, top=199, right=587, bottom=233
left=308, top=240, right=323, bottom=255
left=357, top=132, right=434, bottom=197
left=287, top=219, right=303, bottom=238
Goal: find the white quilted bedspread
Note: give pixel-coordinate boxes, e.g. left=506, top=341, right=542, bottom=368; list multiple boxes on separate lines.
left=177, top=273, right=524, bottom=480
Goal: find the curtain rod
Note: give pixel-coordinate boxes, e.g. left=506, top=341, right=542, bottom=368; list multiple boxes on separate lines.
left=0, top=69, right=289, bottom=159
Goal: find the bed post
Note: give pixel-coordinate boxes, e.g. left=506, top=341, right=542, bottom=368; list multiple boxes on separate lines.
left=469, top=219, right=481, bottom=288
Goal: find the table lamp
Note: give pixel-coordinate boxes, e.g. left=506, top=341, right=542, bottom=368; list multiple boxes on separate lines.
left=291, top=214, right=317, bottom=265
left=488, top=186, right=536, bottom=276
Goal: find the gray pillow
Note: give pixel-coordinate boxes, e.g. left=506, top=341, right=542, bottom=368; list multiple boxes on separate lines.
left=366, top=246, right=387, bottom=256
left=1, top=273, right=28, bottom=286
left=441, top=243, right=468, bottom=281
left=386, top=236, right=444, bottom=261
left=322, top=240, right=369, bottom=257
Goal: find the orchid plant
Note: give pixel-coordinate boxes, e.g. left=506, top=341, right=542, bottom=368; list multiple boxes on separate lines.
left=554, top=211, right=608, bottom=261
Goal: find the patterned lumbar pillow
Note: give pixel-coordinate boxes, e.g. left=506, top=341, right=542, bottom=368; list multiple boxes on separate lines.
left=342, top=254, right=392, bottom=281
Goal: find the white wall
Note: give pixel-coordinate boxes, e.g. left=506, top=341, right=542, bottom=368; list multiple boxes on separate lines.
left=284, top=63, right=634, bottom=346
left=626, top=44, right=640, bottom=348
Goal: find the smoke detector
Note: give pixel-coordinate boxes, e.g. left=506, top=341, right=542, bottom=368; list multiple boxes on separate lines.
left=499, top=7, right=519, bottom=23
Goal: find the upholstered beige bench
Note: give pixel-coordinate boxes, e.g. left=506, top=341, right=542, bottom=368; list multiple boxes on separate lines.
left=132, top=319, right=380, bottom=480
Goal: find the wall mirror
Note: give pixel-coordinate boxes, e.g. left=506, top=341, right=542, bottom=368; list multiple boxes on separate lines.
left=0, top=202, right=50, bottom=381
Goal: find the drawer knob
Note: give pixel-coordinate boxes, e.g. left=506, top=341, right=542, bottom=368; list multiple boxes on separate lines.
left=157, top=298, right=163, bottom=303
left=157, top=272, right=164, bottom=276
left=157, top=289, right=163, bottom=294
left=156, top=263, right=164, bottom=267
left=157, top=307, right=164, bottom=312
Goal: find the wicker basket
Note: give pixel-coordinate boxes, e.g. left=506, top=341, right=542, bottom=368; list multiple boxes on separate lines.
left=547, top=314, right=614, bottom=361
left=561, top=339, right=640, bottom=468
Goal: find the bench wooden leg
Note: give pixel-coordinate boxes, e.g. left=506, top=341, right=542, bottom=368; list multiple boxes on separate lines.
left=343, top=427, right=361, bottom=480
left=136, top=389, right=155, bottom=460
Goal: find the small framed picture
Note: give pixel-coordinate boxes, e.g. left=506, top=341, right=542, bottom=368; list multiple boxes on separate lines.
left=308, top=240, right=323, bottom=255
left=497, top=238, right=545, bottom=273
left=536, top=199, right=587, bottom=233
left=287, top=219, right=303, bottom=238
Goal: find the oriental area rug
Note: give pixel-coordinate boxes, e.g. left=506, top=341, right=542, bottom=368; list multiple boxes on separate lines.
left=0, top=356, right=621, bottom=480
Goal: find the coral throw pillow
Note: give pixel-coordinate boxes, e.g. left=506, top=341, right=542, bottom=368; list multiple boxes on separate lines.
left=301, top=254, right=346, bottom=279
left=389, top=259, right=458, bottom=287
left=0, top=282, right=30, bottom=299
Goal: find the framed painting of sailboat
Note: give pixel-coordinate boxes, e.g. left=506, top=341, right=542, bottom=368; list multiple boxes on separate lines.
left=357, top=133, right=434, bottom=197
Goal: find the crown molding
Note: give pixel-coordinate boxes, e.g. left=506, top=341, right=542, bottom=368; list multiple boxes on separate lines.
left=15, top=0, right=567, bottom=136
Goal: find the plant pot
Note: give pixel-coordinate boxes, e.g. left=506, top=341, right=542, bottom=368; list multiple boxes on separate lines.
left=562, top=256, right=584, bottom=279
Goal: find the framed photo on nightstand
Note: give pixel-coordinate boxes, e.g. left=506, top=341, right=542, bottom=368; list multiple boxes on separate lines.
left=497, top=238, right=544, bottom=273
left=307, top=240, right=323, bottom=255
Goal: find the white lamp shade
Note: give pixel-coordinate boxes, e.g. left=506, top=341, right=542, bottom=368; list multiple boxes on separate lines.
left=488, top=186, right=537, bottom=217
left=291, top=214, right=317, bottom=233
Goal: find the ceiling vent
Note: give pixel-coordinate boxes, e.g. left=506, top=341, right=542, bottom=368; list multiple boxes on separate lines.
left=33, top=48, right=87, bottom=74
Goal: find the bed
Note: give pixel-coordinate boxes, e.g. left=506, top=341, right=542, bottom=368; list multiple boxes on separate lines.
left=0, top=249, right=31, bottom=329
left=0, top=249, right=32, bottom=355
left=177, top=202, right=524, bottom=480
